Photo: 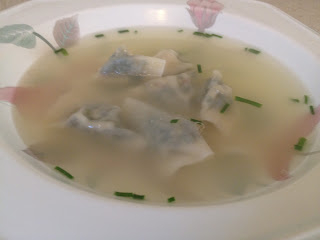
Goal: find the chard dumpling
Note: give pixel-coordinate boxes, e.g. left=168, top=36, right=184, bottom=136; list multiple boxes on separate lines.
left=145, top=71, right=194, bottom=113
left=154, top=49, right=193, bottom=76
left=65, top=104, right=145, bottom=147
left=100, top=47, right=166, bottom=77
left=200, top=70, right=233, bottom=134
left=123, top=98, right=213, bottom=174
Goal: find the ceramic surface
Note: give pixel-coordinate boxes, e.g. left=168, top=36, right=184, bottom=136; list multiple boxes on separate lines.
left=1, top=1, right=320, bottom=239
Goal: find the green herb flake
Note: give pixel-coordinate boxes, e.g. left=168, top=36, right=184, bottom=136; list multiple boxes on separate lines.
left=132, top=193, right=145, bottom=200
left=298, top=137, right=307, bottom=146
left=290, top=98, right=300, bottom=103
left=118, top=29, right=130, bottom=34
left=168, top=197, right=176, bottom=203
left=245, top=48, right=261, bottom=54
left=54, top=166, right=74, bottom=179
left=294, top=137, right=307, bottom=151
left=95, top=33, right=104, bottom=38
left=220, top=103, right=230, bottom=113
left=190, top=118, right=203, bottom=125
left=134, top=30, right=138, bottom=34
left=197, top=64, right=202, bottom=73
left=294, top=144, right=303, bottom=151
left=193, top=31, right=223, bottom=38
left=114, top=191, right=133, bottom=197
left=235, top=96, right=262, bottom=108
left=310, top=105, right=315, bottom=115
left=170, top=119, right=179, bottom=123
left=114, top=191, right=145, bottom=200
left=304, top=95, right=309, bottom=104
left=54, top=48, right=68, bottom=56
left=177, top=29, right=184, bottom=33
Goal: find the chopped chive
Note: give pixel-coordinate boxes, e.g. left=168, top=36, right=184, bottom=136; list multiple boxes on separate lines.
left=294, top=137, right=307, bottom=151
left=193, top=31, right=223, bottom=38
left=290, top=98, right=300, bottom=103
left=170, top=119, right=179, bottom=123
left=190, top=118, right=203, bottom=124
left=304, top=95, right=309, bottom=104
left=177, top=29, right=183, bottom=32
left=54, top=166, right=74, bottom=179
left=197, top=64, right=202, bottom=73
left=54, top=48, right=68, bottom=56
left=118, top=29, right=129, bottom=33
left=220, top=103, right=230, bottom=113
left=95, top=33, right=104, bottom=38
left=245, top=48, right=261, bottom=54
left=310, top=105, right=315, bottom=115
left=132, top=193, right=145, bottom=200
left=134, top=30, right=138, bottom=34
left=114, top=191, right=133, bottom=197
left=114, top=191, right=145, bottom=200
left=168, top=197, right=176, bottom=203
left=235, top=96, right=262, bottom=108
left=297, top=137, right=307, bottom=146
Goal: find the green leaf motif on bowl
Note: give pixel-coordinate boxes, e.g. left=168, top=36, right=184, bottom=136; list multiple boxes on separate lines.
left=0, top=24, right=36, bottom=49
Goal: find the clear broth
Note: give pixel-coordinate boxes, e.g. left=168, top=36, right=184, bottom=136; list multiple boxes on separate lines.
left=14, top=27, right=309, bottom=204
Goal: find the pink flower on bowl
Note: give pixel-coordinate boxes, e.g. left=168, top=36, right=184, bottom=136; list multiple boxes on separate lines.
left=187, top=0, right=224, bottom=32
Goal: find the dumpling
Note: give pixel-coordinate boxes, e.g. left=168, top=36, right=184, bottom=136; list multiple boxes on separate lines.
left=144, top=71, right=195, bottom=113
left=154, top=49, right=193, bottom=76
left=65, top=103, right=145, bottom=147
left=66, top=104, right=120, bottom=131
left=123, top=98, right=213, bottom=174
left=100, top=47, right=166, bottom=77
left=200, top=70, right=233, bottom=134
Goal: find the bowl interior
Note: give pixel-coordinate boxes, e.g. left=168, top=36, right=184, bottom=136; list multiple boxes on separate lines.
left=1, top=0, right=320, bottom=206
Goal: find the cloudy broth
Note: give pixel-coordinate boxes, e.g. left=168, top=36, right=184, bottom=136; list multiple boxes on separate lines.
left=14, top=27, right=309, bottom=204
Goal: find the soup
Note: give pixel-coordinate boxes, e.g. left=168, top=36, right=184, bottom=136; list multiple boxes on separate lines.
left=12, top=27, right=316, bottom=204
